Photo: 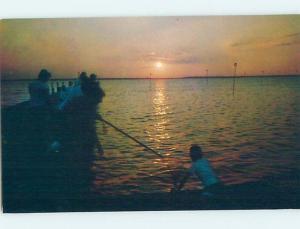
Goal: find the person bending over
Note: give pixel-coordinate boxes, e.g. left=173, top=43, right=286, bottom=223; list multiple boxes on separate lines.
left=175, top=144, right=223, bottom=196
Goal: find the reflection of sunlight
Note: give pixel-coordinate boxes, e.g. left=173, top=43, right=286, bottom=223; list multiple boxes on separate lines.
left=151, top=81, right=170, bottom=143
left=153, top=90, right=167, bottom=115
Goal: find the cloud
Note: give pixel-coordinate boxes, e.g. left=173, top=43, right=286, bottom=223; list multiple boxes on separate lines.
left=141, top=51, right=200, bottom=65
left=283, top=32, right=300, bottom=38
left=230, top=31, right=300, bottom=49
left=171, top=55, right=200, bottom=64
left=231, top=39, right=258, bottom=47
left=275, top=39, right=300, bottom=47
left=276, top=42, right=293, bottom=46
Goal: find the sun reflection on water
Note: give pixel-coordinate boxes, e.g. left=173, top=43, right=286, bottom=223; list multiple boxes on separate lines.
left=150, top=81, right=171, bottom=144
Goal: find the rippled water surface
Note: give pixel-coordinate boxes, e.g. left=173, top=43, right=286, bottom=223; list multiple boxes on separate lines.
left=2, top=77, right=300, bottom=195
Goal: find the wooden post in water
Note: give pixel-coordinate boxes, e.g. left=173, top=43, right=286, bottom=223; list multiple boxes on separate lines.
left=261, top=70, right=265, bottom=85
left=232, top=62, right=238, bottom=96
left=149, top=72, right=152, bottom=91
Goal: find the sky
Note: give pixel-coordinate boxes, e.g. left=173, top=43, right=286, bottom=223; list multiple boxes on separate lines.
left=1, top=15, right=300, bottom=79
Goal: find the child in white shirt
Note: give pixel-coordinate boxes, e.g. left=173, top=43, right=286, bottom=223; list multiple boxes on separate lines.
left=175, top=144, right=223, bottom=196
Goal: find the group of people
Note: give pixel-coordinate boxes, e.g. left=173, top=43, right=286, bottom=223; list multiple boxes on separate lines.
left=27, top=69, right=105, bottom=153
left=28, top=69, right=105, bottom=111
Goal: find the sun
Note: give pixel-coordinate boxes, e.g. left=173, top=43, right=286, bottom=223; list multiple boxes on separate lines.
left=155, top=62, right=163, bottom=69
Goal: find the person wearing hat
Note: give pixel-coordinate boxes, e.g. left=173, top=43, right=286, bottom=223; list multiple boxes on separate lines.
left=174, top=144, right=223, bottom=196
left=28, top=69, right=52, bottom=107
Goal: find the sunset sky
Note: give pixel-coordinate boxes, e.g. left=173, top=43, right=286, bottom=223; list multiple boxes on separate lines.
left=1, top=15, right=300, bottom=79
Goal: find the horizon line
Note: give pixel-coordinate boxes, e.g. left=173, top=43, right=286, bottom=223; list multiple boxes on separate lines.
left=1, top=74, right=300, bottom=81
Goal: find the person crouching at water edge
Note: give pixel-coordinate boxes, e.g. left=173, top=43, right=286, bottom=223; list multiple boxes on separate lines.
left=174, top=144, right=223, bottom=197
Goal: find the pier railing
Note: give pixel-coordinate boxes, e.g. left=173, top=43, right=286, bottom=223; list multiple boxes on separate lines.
left=49, top=79, right=76, bottom=95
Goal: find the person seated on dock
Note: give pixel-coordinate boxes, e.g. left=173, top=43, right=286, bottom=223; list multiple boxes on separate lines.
left=174, top=144, right=223, bottom=197
left=28, top=69, right=52, bottom=108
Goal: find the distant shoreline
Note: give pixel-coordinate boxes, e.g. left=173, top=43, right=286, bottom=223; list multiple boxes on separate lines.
left=1, top=74, right=300, bottom=81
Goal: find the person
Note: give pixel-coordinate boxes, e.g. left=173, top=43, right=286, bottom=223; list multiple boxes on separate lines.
left=68, top=81, right=74, bottom=87
left=89, top=73, right=98, bottom=83
left=57, top=84, right=69, bottom=102
left=82, top=73, right=105, bottom=103
left=28, top=69, right=52, bottom=107
left=27, top=69, right=60, bottom=152
left=174, top=144, right=223, bottom=196
left=57, top=72, right=87, bottom=110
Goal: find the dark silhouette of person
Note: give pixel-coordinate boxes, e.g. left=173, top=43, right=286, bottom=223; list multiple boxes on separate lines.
left=89, top=73, right=98, bottom=83
left=80, top=73, right=105, bottom=104
left=28, top=69, right=52, bottom=108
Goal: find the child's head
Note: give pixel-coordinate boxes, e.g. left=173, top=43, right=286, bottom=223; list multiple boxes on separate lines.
left=189, top=144, right=203, bottom=162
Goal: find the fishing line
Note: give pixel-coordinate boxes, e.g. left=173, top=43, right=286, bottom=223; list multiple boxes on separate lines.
left=97, top=115, right=180, bottom=189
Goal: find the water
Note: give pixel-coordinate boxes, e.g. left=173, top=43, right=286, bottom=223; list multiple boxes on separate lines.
left=2, top=77, right=300, bottom=195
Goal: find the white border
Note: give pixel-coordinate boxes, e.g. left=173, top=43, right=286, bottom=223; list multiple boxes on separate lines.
left=1, top=0, right=300, bottom=229
left=0, top=0, right=300, bottom=19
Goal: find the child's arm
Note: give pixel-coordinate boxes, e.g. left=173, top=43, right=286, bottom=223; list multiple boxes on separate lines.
left=175, top=171, right=191, bottom=191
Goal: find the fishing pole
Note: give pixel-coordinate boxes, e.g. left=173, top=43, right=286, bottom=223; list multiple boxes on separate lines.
left=97, top=115, right=186, bottom=191
left=97, top=115, right=189, bottom=193
left=97, top=115, right=164, bottom=158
